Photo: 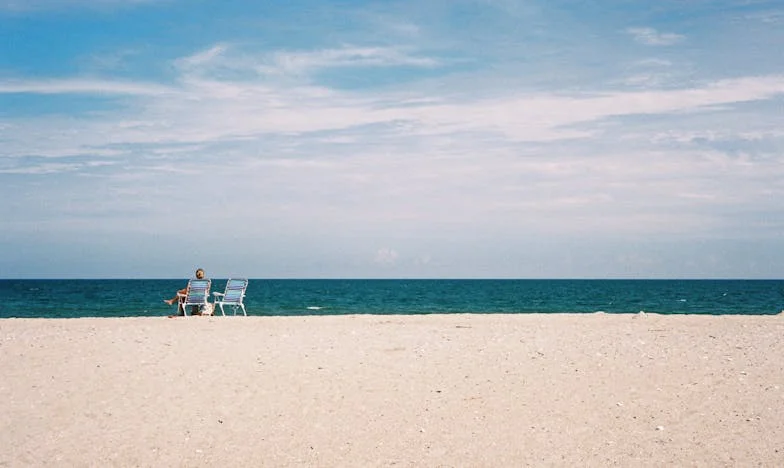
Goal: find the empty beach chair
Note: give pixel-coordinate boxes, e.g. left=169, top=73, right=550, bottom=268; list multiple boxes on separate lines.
left=213, top=278, right=249, bottom=316
left=177, top=278, right=211, bottom=316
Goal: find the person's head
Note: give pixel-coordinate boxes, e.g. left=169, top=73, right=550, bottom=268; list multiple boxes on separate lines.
left=195, top=268, right=205, bottom=279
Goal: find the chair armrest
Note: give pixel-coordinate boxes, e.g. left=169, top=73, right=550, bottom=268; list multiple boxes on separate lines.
left=213, top=292, right=225, bottom=298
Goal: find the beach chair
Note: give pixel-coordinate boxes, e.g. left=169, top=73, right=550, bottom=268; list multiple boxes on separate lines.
left=212, top=278, right=248, bottom=316
left=177, top=279, right=211, bottom=316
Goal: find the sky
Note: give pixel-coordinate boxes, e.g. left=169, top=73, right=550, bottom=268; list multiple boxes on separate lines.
left=1, top=0, right=783, bottom=279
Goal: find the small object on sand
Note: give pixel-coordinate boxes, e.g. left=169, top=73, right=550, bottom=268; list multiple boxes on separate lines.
left=656, top=426, right=664, bottom=431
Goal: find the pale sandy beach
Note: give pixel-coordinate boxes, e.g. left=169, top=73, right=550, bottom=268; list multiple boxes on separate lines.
left=1, top=313, right=783, bottom=467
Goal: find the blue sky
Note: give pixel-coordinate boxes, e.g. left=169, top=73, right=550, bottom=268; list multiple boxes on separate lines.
left=1, top=0, right=783, bottom=278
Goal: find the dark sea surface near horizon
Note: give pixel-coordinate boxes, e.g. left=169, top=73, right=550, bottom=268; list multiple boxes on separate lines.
left=0, top=279, right=782, bottom=318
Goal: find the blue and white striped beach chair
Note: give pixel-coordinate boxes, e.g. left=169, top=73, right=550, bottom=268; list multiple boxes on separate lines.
left=177, top=279, right=211, bottom=316
left=212, top=278, right=248, bottom=316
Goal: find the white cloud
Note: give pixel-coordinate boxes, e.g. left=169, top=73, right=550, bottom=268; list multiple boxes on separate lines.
left=169, top=43, right=440, bottom=85
left=175, top=45, right=229, bottom=70
left=0, top=162, right=80, bottom=174
left=374, top=248, right=400, bottom=266
left=627, top=27, right=685, bottom=46
left=80, top=49, right=141, bottom=72
left=633, top=58, right=673, bottom=67
left=2, top=62, right=783, bottom=165
left=261, top=46, right=440, bottom=76
left=744, top=10, right=784, bottom=24
left=0, top=79, right=174, bottom=96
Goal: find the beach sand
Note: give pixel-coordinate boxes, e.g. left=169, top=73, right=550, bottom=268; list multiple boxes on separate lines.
left=1, top=313, right=783, bottom=466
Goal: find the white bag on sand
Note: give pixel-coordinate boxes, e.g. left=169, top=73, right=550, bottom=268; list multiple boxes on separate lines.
left=200, top=303, right=214, bottom=316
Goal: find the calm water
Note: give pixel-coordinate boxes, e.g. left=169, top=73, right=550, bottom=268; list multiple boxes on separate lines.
left=0, top=279, right=782, bottom=318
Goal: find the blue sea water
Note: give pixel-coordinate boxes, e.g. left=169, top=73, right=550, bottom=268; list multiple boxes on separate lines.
left=0, top=279, right=782, bottom=318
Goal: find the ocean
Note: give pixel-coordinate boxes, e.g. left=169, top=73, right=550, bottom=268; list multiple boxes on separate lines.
left=0, top=279, right=782, bottom=318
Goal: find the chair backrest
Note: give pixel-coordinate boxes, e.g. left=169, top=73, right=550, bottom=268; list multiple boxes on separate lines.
left=221, top=278, right=248, bottom=304
left=184, top=279, right=211, bottom=304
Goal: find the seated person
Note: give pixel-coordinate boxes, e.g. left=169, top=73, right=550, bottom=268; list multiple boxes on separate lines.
left=164, top=268, right=206, bottom=315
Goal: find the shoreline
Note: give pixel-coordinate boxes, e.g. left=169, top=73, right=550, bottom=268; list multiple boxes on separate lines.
left=2, top=308, right=783, bottom=320
left=2, top=313, right=783, bottom=466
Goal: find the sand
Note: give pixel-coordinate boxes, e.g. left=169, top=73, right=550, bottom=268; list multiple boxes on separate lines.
left=1, top=313, right=783, bottom=467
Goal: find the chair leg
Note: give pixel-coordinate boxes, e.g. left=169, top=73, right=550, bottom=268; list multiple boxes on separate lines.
left=219, top=303, right=226, bottom=316
left=240, top=304, right=247, bottom=316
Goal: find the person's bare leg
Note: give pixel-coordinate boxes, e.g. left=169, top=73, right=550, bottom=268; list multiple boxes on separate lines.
left=164, top=288, right=187, bottom=305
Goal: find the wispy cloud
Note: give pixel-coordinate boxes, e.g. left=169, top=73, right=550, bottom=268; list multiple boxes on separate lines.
left=0, top=79, right=174, bottom=96
left=744, top=10, right=784, bottom=24
left=3, top=52, right=783, bottom=159
left=175, top=43, right=442, bottom=81
left=267, top=46, right=440, bottom=74
left=626, top=27, right=685, bottom=46
left=80, top=49, right=142, bottom=72
left=175, top=45, right=229, bottom=70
